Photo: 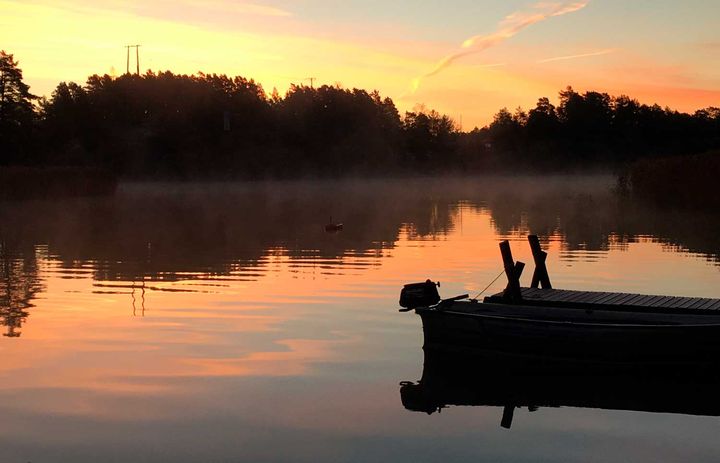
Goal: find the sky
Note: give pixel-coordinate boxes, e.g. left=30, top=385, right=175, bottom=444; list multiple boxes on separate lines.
left=1, top=0, right=719, bottom=128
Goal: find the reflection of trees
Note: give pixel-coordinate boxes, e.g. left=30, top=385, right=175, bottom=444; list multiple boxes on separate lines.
left=0, top=181, right=459, bottom=283
left=0, top=177, right=719, bottom=289
left=480, top=178, right=720, bottom=263
left=486, top=190, right=618, bottom=251
left=0, top=245, right=43, bottom=337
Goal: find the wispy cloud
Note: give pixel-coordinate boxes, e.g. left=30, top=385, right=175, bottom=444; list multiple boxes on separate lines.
left=537, top=48, right=615, bottom=63
left=181, top=0, right=292, bottom=17
left=409, top=1, right=589, bottom=93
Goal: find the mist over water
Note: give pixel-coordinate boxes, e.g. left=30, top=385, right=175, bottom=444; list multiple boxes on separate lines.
left=1, top=175, right=719, bottom=462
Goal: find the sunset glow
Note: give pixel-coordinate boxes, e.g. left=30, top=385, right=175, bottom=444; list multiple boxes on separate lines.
left=2, top=0, right=718, bottom=127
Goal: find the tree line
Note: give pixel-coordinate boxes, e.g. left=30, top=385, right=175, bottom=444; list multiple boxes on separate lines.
left=468, top=89, right=720, bottom=170
left=1, top=50, right=719, bottom=178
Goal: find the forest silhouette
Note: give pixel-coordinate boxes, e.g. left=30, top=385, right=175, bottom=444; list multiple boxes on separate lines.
left=1, top=50, right=719, bottom=179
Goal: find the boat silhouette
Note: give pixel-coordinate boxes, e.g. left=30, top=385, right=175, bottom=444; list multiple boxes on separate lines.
left=401, top=236, right=720, bottom=363
left=400, top=347, right=720, bottom=429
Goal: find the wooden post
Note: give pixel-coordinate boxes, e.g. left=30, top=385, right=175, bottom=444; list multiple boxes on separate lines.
left=501, top=404, right=515, bottom=429
left=528, top=235, right=552, bottom=289
left=500, top=240, right=524, bottom=302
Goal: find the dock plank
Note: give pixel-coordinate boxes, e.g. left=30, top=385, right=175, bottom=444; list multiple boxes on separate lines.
left=631, top=295, right=655, bottom=307
left=643, top=296, right=666, bottom=306
left=658, top=297, right=683, bottom=308
left=594, top=292, right=621, bottom=304
left=696, top=299, right=719, bottom=310
left=522, top=287, right=540, bottom=298
left=708, top=301, right=720, bottom=310
left=609, top=293, right=636, bottom=305
left=678, top=298, right=701, bottom=309
left=551, top=290, right=578, bottom=302
left=586, top=293, right=610, bottom=304
left=507, top=287, right=720, bottom=314
left=687, top=298, right=709, bottom=309
left=622, top=294, right=646, bottom=306
left=565, top=291, right=593, bottom=303
left=647, top=296, right=672, bottom=307
left=630, top=294, right=653, bottom=304
left=652, top=295, right=675, bottom=306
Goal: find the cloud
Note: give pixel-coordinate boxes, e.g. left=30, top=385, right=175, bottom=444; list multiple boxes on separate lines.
left=180, top=0, right=292, bottom=17
left=410, top=1, right=589, bottom=93
left=537, top=48, right=615, bottom=63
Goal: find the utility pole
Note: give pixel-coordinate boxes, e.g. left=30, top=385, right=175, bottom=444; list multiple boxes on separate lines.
left=305, top=77, right=317, bottom=89
left=124, top=44, right=141, bottom=75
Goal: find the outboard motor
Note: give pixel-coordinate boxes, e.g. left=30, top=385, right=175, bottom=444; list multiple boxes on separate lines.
left=399, top=279, right=441, bottom=309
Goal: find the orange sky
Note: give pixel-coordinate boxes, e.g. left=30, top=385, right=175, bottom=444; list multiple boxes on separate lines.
left=1, top=0, right=718, bottom=128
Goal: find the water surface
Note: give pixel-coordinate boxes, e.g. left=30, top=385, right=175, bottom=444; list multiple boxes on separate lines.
left=1, top=176, right=719, bottom=462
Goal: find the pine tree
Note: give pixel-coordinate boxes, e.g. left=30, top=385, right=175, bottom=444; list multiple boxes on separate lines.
left=0, top=50, right=36, bottom=163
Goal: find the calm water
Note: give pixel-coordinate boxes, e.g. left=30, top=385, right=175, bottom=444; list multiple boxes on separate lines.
left=1, top=176, right=719, bottom=462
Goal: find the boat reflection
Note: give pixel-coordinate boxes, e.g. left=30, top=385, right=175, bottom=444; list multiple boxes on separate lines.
left=400, top=347, right=720, bottom=429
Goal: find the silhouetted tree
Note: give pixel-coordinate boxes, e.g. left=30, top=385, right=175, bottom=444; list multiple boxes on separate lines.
left=277, top=84, right=402, bottom=174
left=556, top=87, right=612, bottom=162
left=527, top=97, right=560, bottom=139
left=402, top=108, right=458, bottom=167
left=488, top=107, right=523, bottom=155
left=39, top=82, right=90, bottom=164
left=0, top=51, right=36, bottom=164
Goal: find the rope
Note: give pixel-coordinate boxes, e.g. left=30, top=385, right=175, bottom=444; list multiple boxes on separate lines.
left=472, top=268, right=506, bottom=300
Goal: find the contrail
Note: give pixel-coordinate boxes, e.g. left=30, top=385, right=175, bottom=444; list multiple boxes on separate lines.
left=409, top=1, right=589, bottom=93
left=537, top=48, right=615, bottom=63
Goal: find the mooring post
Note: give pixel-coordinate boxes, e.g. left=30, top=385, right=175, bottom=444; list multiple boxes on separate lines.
left=501, top=404, right=515, bottom=429
left=499, top=240, right=524, bottom=302
left=528, top=235, right=552, bottom=289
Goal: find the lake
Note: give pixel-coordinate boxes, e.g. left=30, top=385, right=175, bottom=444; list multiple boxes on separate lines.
left=1, top=176, right=719, bottom=462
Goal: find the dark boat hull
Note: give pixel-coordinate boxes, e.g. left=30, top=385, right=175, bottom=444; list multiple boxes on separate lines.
left=418, top=302, right=720, bottom=363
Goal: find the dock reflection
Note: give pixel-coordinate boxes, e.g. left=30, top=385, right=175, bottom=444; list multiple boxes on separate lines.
left=400, top=347, right=720, bottom=428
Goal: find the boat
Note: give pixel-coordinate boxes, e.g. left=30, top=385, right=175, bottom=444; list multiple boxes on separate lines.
left=400, top=347, right=720, bottom=428
left=399, top=236, right=720, bottom=363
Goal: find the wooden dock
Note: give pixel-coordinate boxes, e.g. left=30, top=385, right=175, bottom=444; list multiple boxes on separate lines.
left=488, top=235, right=720, bottom=314
left=484, top=287, right=720, bottom=314
left=404, top=235, right=720, bottom=364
